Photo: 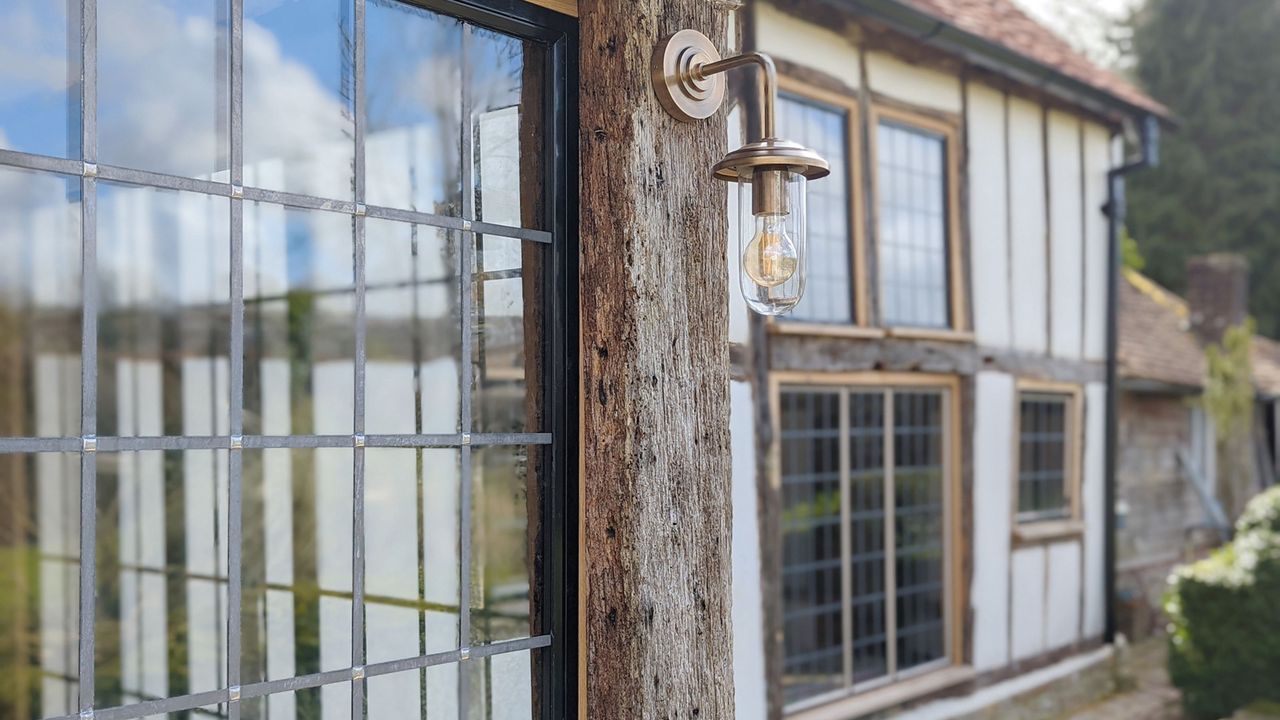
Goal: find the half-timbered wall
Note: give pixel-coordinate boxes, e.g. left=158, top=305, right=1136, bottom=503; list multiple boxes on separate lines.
left=729, top=2, right=1121, bottom=716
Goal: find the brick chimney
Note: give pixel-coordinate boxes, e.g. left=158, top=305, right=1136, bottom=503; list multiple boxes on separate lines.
left=1186, top=253, right=1249, bottom=346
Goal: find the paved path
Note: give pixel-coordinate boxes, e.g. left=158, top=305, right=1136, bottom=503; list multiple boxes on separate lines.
left=1065, top=637, right=1182, bottom=720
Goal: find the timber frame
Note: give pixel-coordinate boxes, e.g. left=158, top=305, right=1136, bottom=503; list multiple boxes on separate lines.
left=768, top=371, right=968, bottom=718
left=1011, top=378, right=1086, bottom=545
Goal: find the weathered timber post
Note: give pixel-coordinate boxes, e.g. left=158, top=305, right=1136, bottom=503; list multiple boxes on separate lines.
left=579, top=0, right=735, bottom=716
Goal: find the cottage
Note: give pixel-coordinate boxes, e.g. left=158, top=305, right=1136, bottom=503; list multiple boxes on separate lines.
left=1115, top=256, right=1280, bottom=639
left=723, top=1, right=1167, bottom=717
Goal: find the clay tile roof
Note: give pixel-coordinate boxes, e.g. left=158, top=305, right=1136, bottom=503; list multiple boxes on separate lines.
left=896, top=0, right=1168, bottom=117
left=1120, top=269, right=1280, bottom=396
left=1118, top=270, right=1204, bottom=389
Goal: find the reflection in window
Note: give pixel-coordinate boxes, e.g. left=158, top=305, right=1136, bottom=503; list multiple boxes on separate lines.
left=243, top=205, right=355, bottom=436
left=365, top=1, right=462, bottom=214
left=0, top=168, right=81, bottom=438
left=94, top=450, right=231, bottom=709
left=0, top=0, right=81, bottom=158
left=877, top=121, right=949, bottom=328
left=0, top=454, right=81, bottom=720
left=97, top=183, right=231, bottom=437
left=780, top=387, right=949, bottom=707
left=98, top=0, right=231, bottom=180
left=1017, top=394, right=1071, bottom=522
left=777, top=94, right=852, bottom=324
left=244, top=0, right=356, bottom=199
left=365, top=220, right=461, bottom=435
left=473, top=235, right=541, bottom=434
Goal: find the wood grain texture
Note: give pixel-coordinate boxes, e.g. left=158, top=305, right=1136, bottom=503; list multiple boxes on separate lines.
left=579, top=1, right=734, bottom=717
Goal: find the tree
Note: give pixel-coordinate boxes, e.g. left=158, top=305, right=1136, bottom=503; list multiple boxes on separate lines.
left=1126, top=0, right=1280, bottom=336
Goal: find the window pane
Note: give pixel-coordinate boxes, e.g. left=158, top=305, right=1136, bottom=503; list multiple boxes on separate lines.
left=97, top=183, right=230, bottom=437
left=470, top=28, right=544, bottom=231
left=367, top=664, right=456, bottom=720
left=98, top=0, right=230, bottom=180
left=365, top=449, right=461, bottom=664
left=243, top=0, right=355, bottom=199
left=467, top=649, right=533, bottom=719
left=243, top=205, right=355, bottom=436
left=848, top=392, right=886, bottom=684
left=471, top=445, right=538, bottom=645
left=0, top=453, right=81, bottom=720
left=0, top=1, right=81, bottom=159
left=241, top=448, right=353, bottom=684
left=365, top=220, right=461, bottom=435
left=777, top=94, right=851, bottom=324
left=877, top=122, right=948, bottom=328
left=472, top=235, right=542, bottom=434
left=365, top=1, right=462, bottom=214
left=0, top=168, right=81, bottom=438
left=94, top=450, right=230, bottom=709
left=241, top=684, right=334, bottom=720
left=779, top=390, right=843, bottom=704
left=1018, top=396, right=1070, bottom=521
left=892, top=392, right=946, bottom=671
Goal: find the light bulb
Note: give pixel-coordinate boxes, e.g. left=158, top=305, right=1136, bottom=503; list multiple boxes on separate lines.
left=742, top=213, right=798, bottom=288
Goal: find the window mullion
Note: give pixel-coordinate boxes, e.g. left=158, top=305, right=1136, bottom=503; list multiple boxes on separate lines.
left=838, top=391, right=853, bottom=689
left=882, top=388, right=898, bottom=678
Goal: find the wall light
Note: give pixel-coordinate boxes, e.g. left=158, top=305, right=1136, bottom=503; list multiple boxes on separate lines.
left=652, top=29, right=830, bottom=316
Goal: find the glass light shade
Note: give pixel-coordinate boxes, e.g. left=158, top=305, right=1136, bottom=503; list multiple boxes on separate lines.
left=738, top=167, right=807, bottom=315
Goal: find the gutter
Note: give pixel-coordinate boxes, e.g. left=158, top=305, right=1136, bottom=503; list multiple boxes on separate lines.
left=1103, top=115, right=1160, bottom=643
left=813, top=0, right=1169, bottom=126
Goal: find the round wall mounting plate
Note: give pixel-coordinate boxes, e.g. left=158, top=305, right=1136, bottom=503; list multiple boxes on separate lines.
left=651, top=29, right=726, bottom=123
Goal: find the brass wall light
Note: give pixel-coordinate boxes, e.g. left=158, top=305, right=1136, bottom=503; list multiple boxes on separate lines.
left=652, top=29, right=830, bottom=315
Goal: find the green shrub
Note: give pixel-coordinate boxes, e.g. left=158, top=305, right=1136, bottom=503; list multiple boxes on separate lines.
left=1164, top=529, right=1280, bottom=719
left=1236, top=485, right=1280, bottom=536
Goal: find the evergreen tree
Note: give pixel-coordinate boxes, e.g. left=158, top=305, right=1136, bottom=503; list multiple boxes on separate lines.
left=1127, top=0, right=1280, bottom=336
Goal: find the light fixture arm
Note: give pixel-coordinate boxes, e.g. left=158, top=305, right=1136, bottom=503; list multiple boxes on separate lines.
left=689, top=52, right=777, bottom=138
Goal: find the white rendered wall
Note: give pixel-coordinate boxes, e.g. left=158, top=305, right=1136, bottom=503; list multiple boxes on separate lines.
left=1008, top=97, right=1048, bottom=354
left=731, top=379, right=768, bottom=720
left=1082, top=381, right=1107, bottom=638
left=756, top=2, right=861, bottom=89
left=1081, top=123, right=1112, bottom=362
left=1010, top=546, right=1046, bottom=661
left=967, top=84, right=1012, bottom=350
left=865, top=51, right=964, bottom=114
left=971, top=371, right=1014, bottom=671
left=1047, top=111, right=1084, bottom=360
left=727, top=105, right=749, bottom=346
left=1045, top=541, right=1083, bottom=650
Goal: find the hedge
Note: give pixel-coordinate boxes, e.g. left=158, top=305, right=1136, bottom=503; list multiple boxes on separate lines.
left=1165, top=486, right=1280, bottom=719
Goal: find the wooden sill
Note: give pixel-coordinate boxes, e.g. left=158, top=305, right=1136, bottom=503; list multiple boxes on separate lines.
left=885, top=327, right=975, bottom=343
left=524, top=0, right=577, bottom=16
left=1014, top=519, right=1085, bottom=545
left=770, top=321, right=888, bottom=340
left=787, top=665, right=976, bottom=720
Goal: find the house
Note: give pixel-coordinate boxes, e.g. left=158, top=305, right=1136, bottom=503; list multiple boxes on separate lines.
left=1115, top=255, right=1280, bottom=640
left=0, top=0, right=1170, bottom=719
left=723, top=1, right=1167, bottom=717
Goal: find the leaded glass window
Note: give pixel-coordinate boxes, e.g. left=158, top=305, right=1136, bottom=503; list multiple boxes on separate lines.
left=876, top=121, right=950, bottom=329
left=1016, top=394, right=1073, bottom=523
left=776, top=93, right=854, bottom=324
left=780, top=385, right=951, bottom=709
left=0, top=1, right=572, bottom=719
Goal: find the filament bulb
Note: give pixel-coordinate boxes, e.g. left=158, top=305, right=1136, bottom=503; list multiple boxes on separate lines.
left=743, top=213, right=797, bottom=288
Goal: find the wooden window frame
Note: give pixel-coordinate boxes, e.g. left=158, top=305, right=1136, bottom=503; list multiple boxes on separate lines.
left=766, top=76, right=872, bottom=337
left=1012, top=379, right=1085, bottom=544
left=868, top=104, right=969, bottom=338
left=769, top=371, right=968, bottom=718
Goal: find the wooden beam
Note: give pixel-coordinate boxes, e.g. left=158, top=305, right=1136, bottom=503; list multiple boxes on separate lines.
left=579, top=1, right=734, bottom=716
left=525, top=0, right=578, bottom=17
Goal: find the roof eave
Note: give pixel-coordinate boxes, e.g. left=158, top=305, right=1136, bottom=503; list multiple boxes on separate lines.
left=824, top=0, right=1169, bottom=125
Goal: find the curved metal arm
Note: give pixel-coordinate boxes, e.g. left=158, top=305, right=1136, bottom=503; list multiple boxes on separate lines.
left=691, top=52, right=778, bottom=139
